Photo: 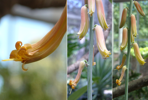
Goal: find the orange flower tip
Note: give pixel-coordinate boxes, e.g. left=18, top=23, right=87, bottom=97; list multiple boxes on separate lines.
left=22, top=63, right=28, bottom=71
left=116, top=65, right=121, bottom=70
left=116, top=79, right=121, bottom=86
left=2, top=59, right=14, bottom=61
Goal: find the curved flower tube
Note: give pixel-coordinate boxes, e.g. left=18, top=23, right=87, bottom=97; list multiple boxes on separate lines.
left=120, top=28, right=128, bottom=51
left=119, top=8, right=127, bottom=28
left=131, top=28, right=134, bottom=43
left=69, top=60, right=86, bottom=89
left=77, top=5, right=89, bottom=40
left=131, top=14, right=137, bottom=37
left=116, top=66, right=127, bottom=86
left=133, top=42, right=146, bottom=65
left=95, top=25, right=111, bottom=59
left=88, top=0, right=95, bottom=16
left=116, top=55, right=126, bottom=70
left=96, top=0, right=108, bottom=30
left=134, top=1, right=145, bottom=16
left=2, top=5, right=67, bottom=71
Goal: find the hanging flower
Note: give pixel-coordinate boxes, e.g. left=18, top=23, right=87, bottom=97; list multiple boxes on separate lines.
left=88, top=0, right=95, bottom=16
left=131, top=14, right=137, bottom=37
left=77, top=5, right=89, bottom=40
left=2, top=5, right=67, bottom=71
left=116, top=55, right=126, bottom=70
left=116, top=66, right=127, bottom=86
left=120, top=28, right=128, bottom=51
left=69, top=60, right=86, bottom=89
left=119, top=8, right=127, bottom=28
left=95, top=25, right=111, bottom=59
left=134, top=1, right=145, bottom=16
left=131, top=27, right=134, bottom=43
left=96, top=0, right=108, bottom=30
left=133, top=42, right=146, bottom=65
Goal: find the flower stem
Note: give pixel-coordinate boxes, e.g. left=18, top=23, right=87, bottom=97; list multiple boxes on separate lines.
left=87, top=14, right=94, bottom=100
left=125, top=0, right=133, bottom=99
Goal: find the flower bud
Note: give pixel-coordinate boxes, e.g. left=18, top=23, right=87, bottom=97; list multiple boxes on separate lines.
left=77, top=5, right=89, bottom=40
left=131, top=14, right=137, bottom=37
left=88, top=0, right=95, bottom=16
left=133, top=42, right=146, bottom=65
left=119, top=8, right=127, bottom=28
left=120, top=28, right=128, bottom=51
left=134, top=1, right=145, bottom=16
left=116, top=55, right=126, bottom=70
left=95, top=25, right=111, bottom=59
left=96, top=0, right=108, bottom=30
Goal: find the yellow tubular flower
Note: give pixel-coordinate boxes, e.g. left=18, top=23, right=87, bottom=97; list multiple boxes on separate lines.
left=131, top=14, right=137, bottom=37
left=133, top=42, right=146, bottom=65
left=116, top=66, right=127, bottom=86
left=88, top=0, right=95, bottom=16
left=69, top=61, right=86, bottom=89
left=2, top=5, right=67, bottom=71
left=134, top=1, right=145, bottom=16
left=77, top=5, right=89, bottom=40
left=131, top=27, right=134, bottom=43
left=120, top=28, right=128, bottom=51
left=95, top=25, right=111, bottom=59
left=119, top=8, right=127, bottom=28
left=96, top=0, right=108, bottom=30
left=116, top=55, right=126, bottom=70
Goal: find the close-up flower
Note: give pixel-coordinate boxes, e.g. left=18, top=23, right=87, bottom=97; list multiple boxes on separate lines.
left=131, top=14, right=137, bottom=37
left=116, top=55, right=126, bottom=70
left=77, top=5, right=89, bottom=40
left=96, top=0, right=108, bottom=30
left=120, top=28, right=128, bottom=51
left=2, top=5, right=67, bottom=71
left=95, top=25, right=111, bottom=59
left=88, top=0, right=95, bottom=16
left=133, top=42, right=146, bottom=65
left=119, top=8, right=127, bottom=28
left=134, top=1, right=145, bottom=16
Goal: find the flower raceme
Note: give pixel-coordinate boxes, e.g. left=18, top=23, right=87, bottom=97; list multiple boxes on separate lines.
left=95, top=25, right=111, bottom=59
left=116, top=55, right=126, bottom=70
left=119, top=8, right=127, bottom=28
left=116, top=66, right=127, bottom=86
left=77, top=5, right=89, bottom=40
left=88, top=0, right=95, bottom=16
left=131, top=14, right=137, bottom=37
left=120, top=28, right=128, bottom=51
left=2, top=5, right=67, bottom=71
left=69, top=60, right=86, bottom=89
left=133, top=42, right=146, bottom=65
left=134, top=1, right=145, bottom=16
left=96, top=0, right=108, bottom=30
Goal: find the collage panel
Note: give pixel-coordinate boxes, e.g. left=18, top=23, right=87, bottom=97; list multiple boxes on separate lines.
left=0, top=1, right=67, bottom=100
left=67, top=0, right=112, bottom=100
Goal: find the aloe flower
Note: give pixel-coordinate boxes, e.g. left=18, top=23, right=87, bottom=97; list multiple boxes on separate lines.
left=116, top=66, right=127, bottom=86
left=134, top=1, right=145, bottom=16
left=131, top=14, right=137, bottom=37
left=133, top=42, right=146, bottom=65
left=69, top=60, right=86, bottom=89
left=88, top=0, right=95, bottom=16
left=77, top=5, right=89, bottom=40
left=95, top=25, right=111, bottom=59
left=119, top=8, right=127, bottom=28
left=2, top=5, right=67, bottom=71
left=116, top=55, right=126, bottom=70
left=96, top=0, right=108, bottom=30
left=120, top=28, right=128, bottom=51
left=131, top=28, right=134, bottom=43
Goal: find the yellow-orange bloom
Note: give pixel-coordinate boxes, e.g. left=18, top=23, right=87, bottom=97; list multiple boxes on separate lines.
left=131, top=14, right=137, bottom=37
left=95, top=25, right=111, bottom=59
left=116, top=66, right=127, bottom=86
left=77, top=5, right=89, bottom=40
left=96, top=0, right=108, bottom=30
left=2, top=5, right=67, bottom=71
left=134, top=1, right=145, bottom=16
left=69, top=60, right=86, bottom=89
left=133, top=42, right=146, bottom=65
left=119, top=8, right=127, bottom=28
left=131, top=27, right=134, bottom=43
left=120, top=28, right=128, bottom=51
left=88, top=0, right=95, bottom=16
left=116, top=55, right=126, bottom=70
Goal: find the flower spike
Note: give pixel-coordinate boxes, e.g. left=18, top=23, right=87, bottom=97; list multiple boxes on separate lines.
left=131, top=14, right=137, bottom=37
left=96, top=0, right=108, bottom=30
left=88, top=0, right=95, bottom=16
left=120, top=28, right=128, bottom=51
left=133, top=42, right=146, bottom=65
left=116, top=55, right=126, bottom=70
left=134, top=1, right=145, bottom=16
left=77, top=5, right=89, bottom=40
left=119, top=8, right=127, bottom=28
left=95, top=25, right=111, bottom=59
